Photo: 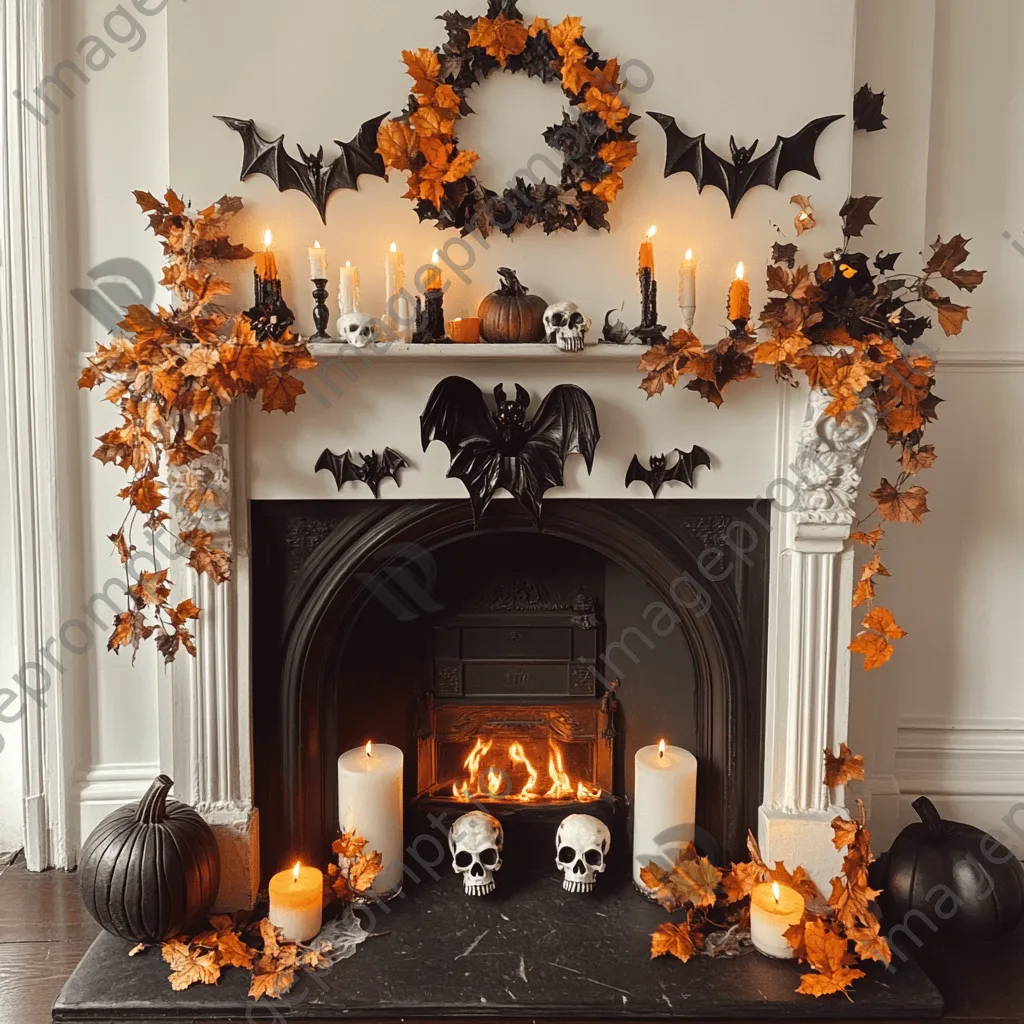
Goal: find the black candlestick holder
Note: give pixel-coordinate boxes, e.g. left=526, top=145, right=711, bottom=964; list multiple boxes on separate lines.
left=412, top=289, right=451, bottom=344
left=244, top=270, right=295, bottom=342
left=630, top=267, right=667, bottom=343
left=311, top=278, right=330, bottom=340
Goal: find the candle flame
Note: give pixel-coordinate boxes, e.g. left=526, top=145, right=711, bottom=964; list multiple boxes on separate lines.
left=685, top=248, right=693, bottom=262
left=432, top=249, right=441, bottom=266
left=646, top=225, right=658, bottom=240
left=263, top=227, right=273, bottom=249
left=658, top=739, right=666, bottom=758
left=345, top=260, right=352, bottom=268
left=292, top=861, right=301, bottom=882
left=314, top=240, right=322, bottom=249
left=365, top=740, right=372, bottom=757
left=736, top=262, right=745, bottom=281
left=772, top=880, right=781, bottom=902
left=390, top=241, right=398, bottom=253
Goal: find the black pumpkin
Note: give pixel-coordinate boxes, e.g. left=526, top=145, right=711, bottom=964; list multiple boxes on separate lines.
left=478, top=267, right=549, bottom=344
left=885, top=795, right=1024, bottom=939
left=78, top=774, right=220, bottom=942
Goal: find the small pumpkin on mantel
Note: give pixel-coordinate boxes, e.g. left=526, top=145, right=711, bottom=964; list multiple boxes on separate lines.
left=478, top=268, right=549, bottom=345
left=78, top=774, right=220, bottom=943
left=884, top=795, right=1024, bottom=939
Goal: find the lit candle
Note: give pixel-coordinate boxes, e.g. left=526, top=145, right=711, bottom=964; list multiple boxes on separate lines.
left=256, top=227, right=278, bottom=281
left=308, top=240, right=328, bottom=282
left=385, top=242, right=405, bottom=321
left=750, top=881, right=805, bottom=959
left=268, top=861, right=323, bottom=944
left=632, top=739, right=698, bottom=893
left=729, top=261, right=751, bottom=322
left=425, top=249, right=444, bottom=293
left=339, top=261, right=360, bottom=316
left=639, top=225, right=657, bottom=274
left=338, top=740, right=404, bottom=898
left=680, top=248, right=696, bottom=310
left=447, top=317, right=482, bottom=343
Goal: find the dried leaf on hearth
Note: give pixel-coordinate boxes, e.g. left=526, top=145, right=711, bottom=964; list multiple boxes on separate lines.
left=797, top=919, right=865, bottom=998
left=721, top=859, right=764, bottom=903
left=768, top=863, right=825, bottom=906
left=128, top=943, right=148, bottom=957
left=641, top=846, right=722, bottom=911
left=161, top=939, right=221, bottom=991
left=650, top=921, right=699, bottom=963
left=333, top=829, right=368, bottom=860
left=248, top=966, right=297, bottom=1001
left=847, top=921, right=892, bottom=965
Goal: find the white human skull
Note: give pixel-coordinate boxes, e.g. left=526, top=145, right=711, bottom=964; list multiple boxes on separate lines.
left=449, top=811, right=503, bottom=896
left=556, top=813, right=610, bottom=893
left=544, top=302, right=593, bottom=353
left=337, top=312, right=382, bottom=348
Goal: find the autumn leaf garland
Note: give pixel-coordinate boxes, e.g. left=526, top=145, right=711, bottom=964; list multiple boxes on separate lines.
left=639, top=202, right=985, bottom=671
left=377, top=2, right=638, bottom=236
left=79, top=191, right=316, bottom=663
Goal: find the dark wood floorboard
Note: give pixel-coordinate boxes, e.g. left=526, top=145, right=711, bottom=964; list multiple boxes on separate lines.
left=0, top=854, right=100, bottom=1024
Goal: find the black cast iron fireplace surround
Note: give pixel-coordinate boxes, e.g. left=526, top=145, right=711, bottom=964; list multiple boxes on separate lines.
left=54, top=498, right=943, bottom=1021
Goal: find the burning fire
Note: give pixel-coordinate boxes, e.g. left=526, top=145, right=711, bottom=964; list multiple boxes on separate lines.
left=451, top=737, right=601, bottom=803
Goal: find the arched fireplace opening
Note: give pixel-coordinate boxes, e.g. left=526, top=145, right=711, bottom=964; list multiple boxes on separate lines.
left=251, top=499, right=769, bottom=882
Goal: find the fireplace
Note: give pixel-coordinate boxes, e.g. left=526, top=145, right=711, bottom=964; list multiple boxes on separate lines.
left=251, top=496, right=771, bottom=879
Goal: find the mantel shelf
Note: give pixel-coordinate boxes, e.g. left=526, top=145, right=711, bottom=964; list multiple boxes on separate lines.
left=307, top=342, right=644, bottom=360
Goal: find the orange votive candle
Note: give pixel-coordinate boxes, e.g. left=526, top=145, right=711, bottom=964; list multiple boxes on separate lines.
left=638, top=225, right=657, bottom=274
left=447, top=317, right=481, bottom=343
left=729, top=262, right=751, bottom=321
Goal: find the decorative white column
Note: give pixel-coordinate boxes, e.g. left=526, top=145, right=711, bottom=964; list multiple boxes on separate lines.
left=760, top=388, right=877, bottom=888
left=0, top=0, right=75, bottom=869
left=168, top=409, right=258, bottom=910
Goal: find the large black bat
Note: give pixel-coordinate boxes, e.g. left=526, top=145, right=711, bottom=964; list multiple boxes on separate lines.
left=215, top=113, right=390, bottom=223
left=315, top=448, right=407, bottom=498
left=647, top=112, right=843, bottom=217
left=626, top=447, right=711, bottom=498
left=421, top=377, right=600, bottom=526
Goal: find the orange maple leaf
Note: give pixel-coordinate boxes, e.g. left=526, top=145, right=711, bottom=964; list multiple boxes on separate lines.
left=650, top=921, right=698, bottom=963
left=599, top=138, right=638, bottom=173
left=376, top=120, right=419, bottom=172
left=262, top=373, right=305, bottom=414
left=871, top=479, right=930, bottom=524
left=850, top=528, right=884, bottom=548
left=796, top=919, right=865, bottom=999
left=402, top=48, right=440, bottom=96
left=468, top=14, right=528, bottom=67
left=849, top=630, right=896, bottom=671
left=583, top=87, right=629, bottom=131
left=824, top=743, right=866, bottom=790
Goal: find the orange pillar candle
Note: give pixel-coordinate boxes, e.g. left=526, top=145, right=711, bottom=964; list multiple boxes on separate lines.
left=255, top=227, right=278, bottom=280
left=750, top=881, right=805, bottom=959
left=268, top=862, right=323, bottom=943
left=729, top=262, right=751, bottom=322
left=638, top=225, right=657, bottom=274
left=447, top=317, right=482, bottom=343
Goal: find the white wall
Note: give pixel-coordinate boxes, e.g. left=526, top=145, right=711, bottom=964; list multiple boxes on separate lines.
left=849, top=0, right=1024, bottom=852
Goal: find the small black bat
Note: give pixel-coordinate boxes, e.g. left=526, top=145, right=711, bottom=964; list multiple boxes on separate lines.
left=626, top=448, right=711, bottom=498
left=421, top=377, right=600, bottom=526
left=315, top=448, right=407, bottom=498
left=647, top=112, right=844, bottom=217
left=215, top=113, right=390, bottom=223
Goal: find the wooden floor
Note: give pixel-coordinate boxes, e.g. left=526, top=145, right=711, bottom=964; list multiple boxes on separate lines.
left=0, top=853, right=99, bottom=1024
left=2, top=848, right=1023, bottom=1024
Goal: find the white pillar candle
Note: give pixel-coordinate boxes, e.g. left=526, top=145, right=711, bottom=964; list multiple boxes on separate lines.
left=384, top=242, right=405, bottom=327
left=750, top=881, right=805, bottom=958
left=308, top=240, right=328, bottom=281
left=338, top=741, right=404, bottom=896
left=339, top=261, right=360, bottom=315
left=268, top=862, right=323, bottom=943
left=632, top=740, right=698, bottom=891
left=394, top=295, right=413, bottom=343
left=679, top=248, right=696, bottom=310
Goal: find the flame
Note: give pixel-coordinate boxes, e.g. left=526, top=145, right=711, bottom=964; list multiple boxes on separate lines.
left=345, top=260, right=352, bottom=268
left=646, top=225, right=658, bottom=240
left=736, top=262, right=745, bottom=281
left=313, top=240, right=322, bottom=249
left=263, top=227, right=273, bottom=249
left=432, top=248, right=441, bottom=266
left=450, top=737, right=601, bottom=804
left=772, top=880, right=781, bottom=902
left=684, top=248, right=693, bottom=262
left=292, top=861, right=301, bottom=882
left=658, top=738, right=667, bottom=758
left=390, top=241, right=398, bottom=253
left=365, top=740, right=372, bottom=757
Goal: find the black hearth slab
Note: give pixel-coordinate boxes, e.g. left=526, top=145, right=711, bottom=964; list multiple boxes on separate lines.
left=54, top=874, right=942, bottom=1022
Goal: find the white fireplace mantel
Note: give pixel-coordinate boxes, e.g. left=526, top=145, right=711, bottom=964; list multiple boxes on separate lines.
left=155, top=347, right=877, bottom=908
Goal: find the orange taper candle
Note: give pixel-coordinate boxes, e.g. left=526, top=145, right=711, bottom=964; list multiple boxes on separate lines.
left=729, top=262, right=751, bottom=321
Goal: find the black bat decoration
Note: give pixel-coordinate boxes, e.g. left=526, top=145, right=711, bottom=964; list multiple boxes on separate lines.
left=215, top=113, right=390, bottom=223
left=626, top=447, right=711, bottom=498
left=315, top=448, right=407, bottom=499
left=421, top=376, right=600, bottom=526
left=647, top=112, right=844, bottom=217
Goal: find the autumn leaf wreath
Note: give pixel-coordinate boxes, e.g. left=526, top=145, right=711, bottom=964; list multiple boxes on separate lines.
left=377, top=0, right=639, bottom=237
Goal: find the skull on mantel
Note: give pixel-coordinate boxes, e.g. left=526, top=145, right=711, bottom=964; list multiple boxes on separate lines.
left=543, top=302, right=594, bottom=352
left=337, top=312, right=383, bottom=348
left=555, top=813, right=610, bottom=893
left=449, top=811, right=503, bottom=896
